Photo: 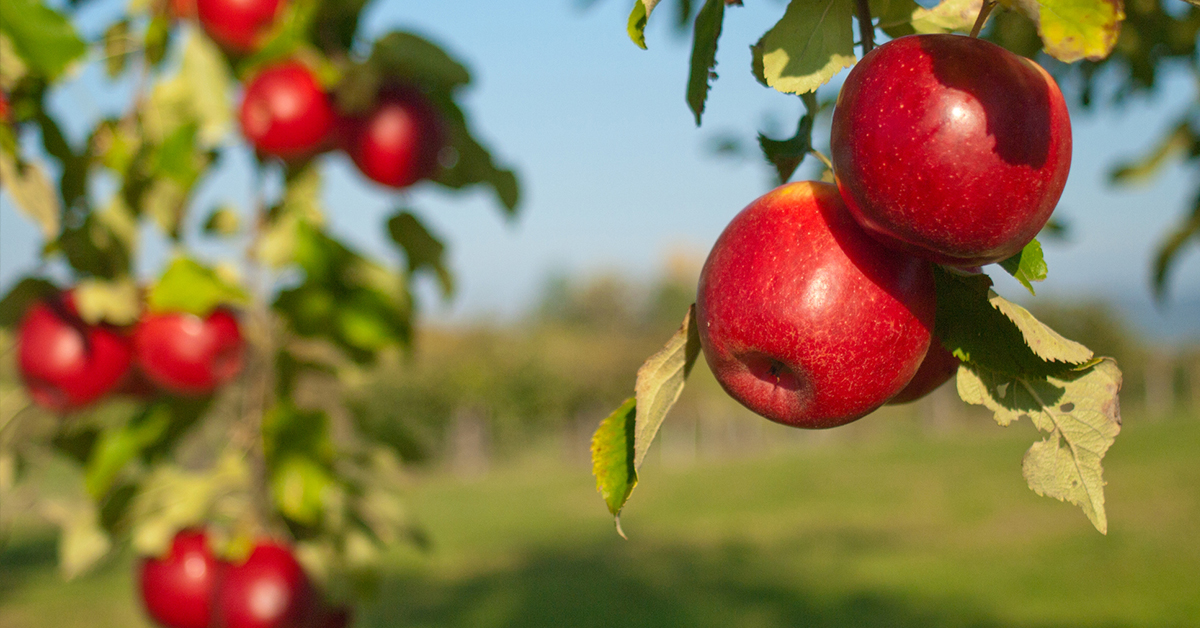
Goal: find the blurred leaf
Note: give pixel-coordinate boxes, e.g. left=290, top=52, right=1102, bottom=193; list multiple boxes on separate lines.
left=264, top=403, right=335, bottom=525
left=51, top=200, right=137, bottom=279
left=591, top=397, right=636, bottom=530
left=633, top=304, right=700, bottom=469
left=272, top=455, right=334, bottom=526
left=999, top=238, right=1048, bottom=295
left=0, top=150, right=61, bottom=238
left=367, top=31, right=471, bottom=94
left=628, top=0, right=662, bottom=49
left=0, top=0, right=86, bottom=79
left=239, top=0, right=323, bottom=73
left=58, top=505, right=112, bottom=579
left=103, top=20, right=132, bottom=79
left=871, top=0, right=919, bottom=37
left=0, top=34, right=29, bottom=90
left=131, top=454, right=251, bottom=557
left=1109, top=120, right=1193, bottom=185
left=429, top=95, right=521, bottom=214
left=0, top=277, right=58, bottom=328
left=84, top=407, right=171, bottom=500
left=387, top=210, right=454, bottom=299
left=753, top=0, right=855, bottom=96
left=258, top=164, right=324, bottom=267
left=147, top=257, right=250, bottom=316
left=958, top=358, right=1122, bottom=533
left=757, top=92, right=818, bottom=185
left=1003, top=0, right=1125, bottom=62
left=145, top=32, right=232, bottom=148
left=1151, top=190, right=1200, bottom=303
left=145, top=14, right=171, bottom=67
left=204, top=205, right=242, bottom=236
left=143, top=178, right=189, bottom=238
left=911, top=0, right=982, bottom=33
left=686, top=0, right=725, bottom=126
left=74, top=277, right=142, bottom=326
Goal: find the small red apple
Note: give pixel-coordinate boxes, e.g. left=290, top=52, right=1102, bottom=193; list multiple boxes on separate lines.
left=240, top=61, right=335, bottom=160
left=887, top=339, right=960, bottom=405
left=831, top=34, right=1072, bottom=267
left=695, top=181, right=936, bottom=428
left=139, top=529, right=226, bottom=628
left=133, top=309, right=244, bottom=396
left=196, top=0, right=284, bottom=53
left=342, top=89, right=444, bottom=189
left=0, top=92, right=10, bottom=123
left=17, top=294, right=133, bottom=412
left=213, top=541, right=316, bottom=628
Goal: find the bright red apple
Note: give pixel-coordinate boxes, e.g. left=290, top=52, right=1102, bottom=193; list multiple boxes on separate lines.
left=133, top=309, right=244, bottom=396
left=213, top=541, right=316, bottom=628
left=196, top=0, right=283, bottom=53
left=139, top=529, right=226, bottom=628
left=342, top=89, right=444, bottom=189
left=17, top=294, right=133, bottom=412
left=695, top=181, right=936, bottom=429
left=240, top=61, right=335, bottom=160
left=887, top=338, right=960, bottom=405
left=831, top=34, right=1072, bottom=267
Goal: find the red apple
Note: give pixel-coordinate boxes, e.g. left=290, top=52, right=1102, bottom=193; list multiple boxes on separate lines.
left=831, top=34, right=1072, bottom=267
left=133, top=309, right=244, bottom=396
left=17, top=294, right=133, bottom=412
left=0, top=92, right=10, bottom=122
left=139, top=529, right=226, bottom=628
left=342, top=89, right=444, bottom=189
left=887, top=338, right=960, bottom=405
left=240, top=61, right=335, bottom=160
left=196, top=0, right=283, bottom=53
left=213, top=541, right=316, bottom=628
left=695, top=181, right=936, bottom=429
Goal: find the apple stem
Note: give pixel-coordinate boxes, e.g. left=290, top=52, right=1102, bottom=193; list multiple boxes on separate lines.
left=810, top=149, right=833, bottom=172
left=854, top=0, right=875, bottom=54
left=969, top=1, right=998, bottom=38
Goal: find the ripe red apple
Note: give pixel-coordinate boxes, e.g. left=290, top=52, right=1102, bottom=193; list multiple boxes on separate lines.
left=342, top=89, right=444, bottom=189
left=240, top=61, right=335, bottom=160
left=213, top=541, right=316, bottom=628
left=887, top=339, right=960, bottom=405
left=196, top=0, right=283, bottom=53
left=831, top=34, right=1072, bottom=267
left=139, top=529, right=226, bottom=628
left=17, top=294, right=133, bottom=412
left=0, top=92, right=10, bottom=122
left=695, top=181, right=936, bottom=429
left=133, top=309, right=244, bottom=396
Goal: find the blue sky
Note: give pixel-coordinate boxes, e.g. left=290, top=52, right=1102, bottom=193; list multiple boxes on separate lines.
left=2, top=0, right=1198, bottom=339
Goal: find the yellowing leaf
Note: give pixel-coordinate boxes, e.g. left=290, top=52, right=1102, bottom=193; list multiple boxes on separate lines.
left=754, top=0, right=856, bottom=95
left=988, top=291, right=1093, bottom=364
left=911, top=0, right=983, bottom=33
left=0, top=152, right=60, bottom=238
left=627, top=0, right=662, bottom=49
left=74, top=278, right=142, bottom=326
left=634, top=304, right=701, bottom=468
left=1002, top=0, right=1124, bottom=62
left=591, top=397, right=637, bottom=532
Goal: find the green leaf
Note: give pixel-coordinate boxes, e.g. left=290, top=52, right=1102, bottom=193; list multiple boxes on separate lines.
left=0, top=0, right=86, bottom=79
left=633, top=304, right=701, bottom=469
left=203, top=206, right=242, bottom=236
left=144, top=14, right=171, bottom=67
left=998, top=238, right=1048, bottom=295
left=957, top=358, right=1122, bottom=533
left=686, top=0, right=726, bottom=126
left=263, top=403, right=335, bottom=525
left=145, top=32, right=232, bottom=148
left=84, top=407, right=172, bottom=500
left=753, top=0, right=856, bottom=96
left=1109, top=120, right=1194, bottom=185
left=870, top=0, right=919, bottom=37
left=591, top=397, right=637, bottom=530
left=627, top=0, right=662, bottom=49
left=104, top=20, right=132, bottom=79
left=0, top=34, right=29, bottom=90
left=147, top=257, right=250, bottom=316
left=1003, top=0, right=1125, bottom=62
left=0, top=277, right=57, bottom=328
left=367, top=32, right=472, bottom=93
left=50, top=200, right=137, bottom=279
left=73, top=278, right=142, bottom=326
left=1151, top=191, right=1200, bottom=303
left=58, top=504, right=112, bottom=579
left=387, top=210, right=454, bottom=299
left=911, top=0, right=983, bottom=34
left=130, top=453, right=251, bottom=557
left=934, top=267, right=1091, bottom=377
left=430, top=96, right=521, bottom=214
left=757, top=92, right=819, bottom=185
left=0, top=150, right=61, bottom=238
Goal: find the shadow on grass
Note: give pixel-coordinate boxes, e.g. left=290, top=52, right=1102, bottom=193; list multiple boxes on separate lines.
left=361, top=539, right=1117, bottom=628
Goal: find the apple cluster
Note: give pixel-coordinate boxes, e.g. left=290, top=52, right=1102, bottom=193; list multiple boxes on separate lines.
left=185, top=0, right=444, bottom=189
left=140, top=529, right=350, bottom=628
left=696, top=34, right=1071, bottom=429
left=16, top=291, right=245, bottom=412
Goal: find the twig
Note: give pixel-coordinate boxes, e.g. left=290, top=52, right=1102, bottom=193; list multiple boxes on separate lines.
left=855, top=0, right=875, bottom=55
left=970, top=1, right=998, bottom=38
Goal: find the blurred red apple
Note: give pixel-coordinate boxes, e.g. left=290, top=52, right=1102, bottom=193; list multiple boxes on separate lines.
left=695, top=181, right=936, bottom=428
left=342, top=89, right=444, bottom=189
left=17, top=294, right=133, bottom=412
left=140, top=529, right=226, bottom=628
left=196, top=0, right=283, bottom=53
left=134, top=309, right=244, bottom=396
left=240, top=61, right=335, bottom=160
left=831, top=34, right=1072, bottom=267
left=213, top=541, right=316, bottom=628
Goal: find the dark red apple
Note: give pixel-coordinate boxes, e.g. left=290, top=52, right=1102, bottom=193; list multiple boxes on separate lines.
left=196, top=0, right=283, bottom=53
left=170, top=0, right=197, bottom=19
left=0, top=92, right=10, bottom=122
left=342, top=89, right=444, bottom=189
left=831, top=34, right=1072, bottom=267
left=139, top=529, right=226, bottom=628
left=887, top=338, right=960, bottom=405
left=240, top=61, right=335, bottom=160
left=213, top=541, right=316, bottom=628
left=17, top=294, right=133, bottom=412
left=696, top=181, right=936, bottom=429
left=133, top=309, right=244, bottom=396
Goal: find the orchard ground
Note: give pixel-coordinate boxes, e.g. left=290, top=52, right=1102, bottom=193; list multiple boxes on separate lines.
left=3, top=403, right=1198, bottom=628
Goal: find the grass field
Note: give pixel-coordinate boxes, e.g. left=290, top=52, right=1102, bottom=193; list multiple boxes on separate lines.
left=2, top=412, right=1198, bottom=628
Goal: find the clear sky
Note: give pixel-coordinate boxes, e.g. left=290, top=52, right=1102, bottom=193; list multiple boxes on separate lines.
left=2, top=0, right=1198, bottom=340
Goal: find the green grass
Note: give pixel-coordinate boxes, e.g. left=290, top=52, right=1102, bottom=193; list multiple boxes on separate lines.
left=3, top=415, right=1199, bottom=628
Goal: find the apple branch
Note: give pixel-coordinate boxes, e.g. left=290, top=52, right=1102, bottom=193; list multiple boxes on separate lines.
left=854, top=0, right=875, bottom=54
left=970, top=0, right=998, bottom=38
